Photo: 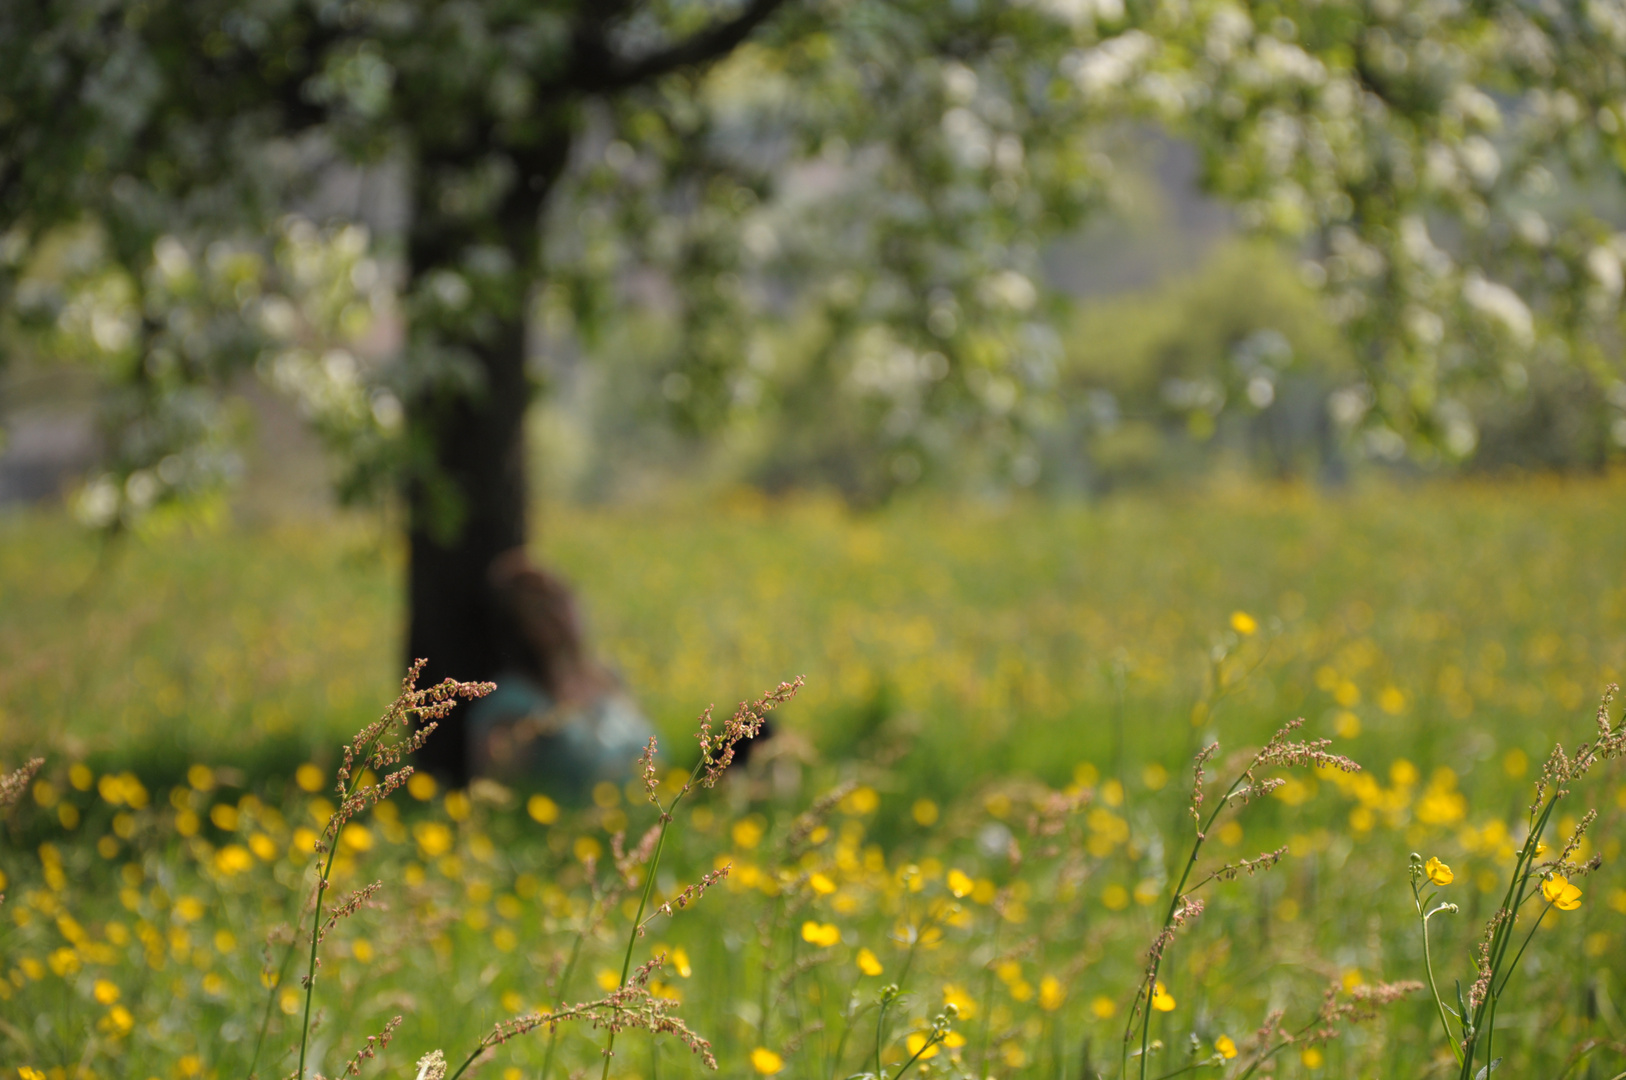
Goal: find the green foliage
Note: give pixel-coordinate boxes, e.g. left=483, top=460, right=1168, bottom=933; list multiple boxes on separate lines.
left=6, top=0, right=1626, bottom=517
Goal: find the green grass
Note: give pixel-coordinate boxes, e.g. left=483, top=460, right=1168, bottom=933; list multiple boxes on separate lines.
left=4, top=477, right=1622, bottom=793
left=3, top=476, right=1625, bottom=1079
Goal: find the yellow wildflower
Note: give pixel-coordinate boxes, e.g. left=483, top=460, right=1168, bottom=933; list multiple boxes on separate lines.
left=942, top=983, right=977, bottom=1019
left=906, top=1033, right=940, bottom=1061
left=414, top=821, right=454, bottom=858
left=857, top=948, right=883, bottom=976
left=214, top=845, right=254, bottom=876
left=107, top=1005, right=134, bottom=1034
left=841, top=787, right=879, bottom=815
left=47, top=948, right=80, bottom=977
left=1542, top=874, right=1582, bottom=911
left=1230, top=611, right=1257, bottom=636
left=1425, top=857, right=1454, bottom=886
left=1150, top=982, right=1175, bottom=1012
left=946, top=869, right=974, bottom=898
left=1038, top=975, right=1065, bottom=1012
left=1215, top=1034, right=1237, bottom=1059
left=800, top=921, right=840, bottom=947
left=92, top=979, right=120, bottom=1004
left=340, top=823, right=373, bottom=852
left=732, top=818, right=764, bottom=850
left=750, top=1048, right=784, bottom=1075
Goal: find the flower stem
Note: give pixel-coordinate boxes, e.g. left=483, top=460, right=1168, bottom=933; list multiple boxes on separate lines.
left=599, top=767, right=698, bottom=1080
left=1131, top=777, right=1239, bottom=1080
left=539, top=924, right=589, bottom=1080
left=295, top=735, right=382, bottom=1079
left=1461, top=795, right=1559, bottom=1078
left=1413, top=883, right=1462, bottom=1064
left=873, top=991, right=895, bottom=1077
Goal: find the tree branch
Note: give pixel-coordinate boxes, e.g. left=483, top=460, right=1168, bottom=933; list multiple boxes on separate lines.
left=559, top=0, right=797, bottom=95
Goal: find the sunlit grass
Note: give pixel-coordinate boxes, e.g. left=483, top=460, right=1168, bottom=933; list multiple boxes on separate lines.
left=2, top=475, right=1625, bottom=1077
left=5, top=476, right=1621, bottom=792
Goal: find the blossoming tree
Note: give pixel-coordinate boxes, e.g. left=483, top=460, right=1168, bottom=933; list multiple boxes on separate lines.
left=3, top=0, right=1625, bottom=777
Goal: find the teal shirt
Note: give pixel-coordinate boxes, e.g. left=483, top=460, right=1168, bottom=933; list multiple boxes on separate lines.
left=464, top=671, right=654, bottom=799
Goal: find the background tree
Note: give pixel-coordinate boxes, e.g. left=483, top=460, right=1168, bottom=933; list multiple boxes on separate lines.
left=4, top=0, right=1625, bottom=778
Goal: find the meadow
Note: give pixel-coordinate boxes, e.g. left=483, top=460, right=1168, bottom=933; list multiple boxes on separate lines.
left=2, top=476, right=1625, bottom=1079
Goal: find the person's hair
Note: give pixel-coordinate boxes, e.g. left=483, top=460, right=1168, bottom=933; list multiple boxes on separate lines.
left=487, top=548, right=609, bottom=704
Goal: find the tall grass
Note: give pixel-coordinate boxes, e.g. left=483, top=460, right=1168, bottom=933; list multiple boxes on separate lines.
left=3, top=479, right=1625, bottom=1075
left=4, top=657, right=1622, bottom=1076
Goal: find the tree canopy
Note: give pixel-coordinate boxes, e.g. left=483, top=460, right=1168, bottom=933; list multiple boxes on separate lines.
left=5, top=0, right=1626, bottom=520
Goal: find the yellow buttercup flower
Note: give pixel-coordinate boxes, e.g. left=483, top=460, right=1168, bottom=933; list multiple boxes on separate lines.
left=1151, top=982, right=1175, bottom=1012
left=731, top=818, right=764, bottom=850
left=942, top=983, right=977, bottom=1019
left=1424, top=856, right=1454, bottom=886
left=1230, top=611, right=1258, bottom=636
left=1542, top=874, right=1582, bottom=911
left=1214, top=1034, right=1237, bottom=1059
left=857, top=947, right=883, bottom=976
left=107, top=1005, right=134, bottom=1034
left=1038, top=975, right=1065, bottom=1011
left=906, top=1032, right=940, bottom=1060
left=800, top=921, right=840, bottom=947
left=214, top=845, right=254, bottom=876
left=750, top=1047, right=784, bottom=1075
left=92, top=979, right=120, bottom=1004
left=295, top=763, right=324, bottom=793
left=946, top=868, right=974, bottom=898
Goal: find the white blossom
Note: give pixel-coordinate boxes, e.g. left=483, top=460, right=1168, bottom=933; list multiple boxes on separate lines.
left=1463, top=273, right=1534, bottom=345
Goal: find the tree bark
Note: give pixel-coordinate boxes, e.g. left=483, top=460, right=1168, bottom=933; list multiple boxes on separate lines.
left=405, top=311, right=532, bottom=782
left=403, top=133, right=571, bottom=782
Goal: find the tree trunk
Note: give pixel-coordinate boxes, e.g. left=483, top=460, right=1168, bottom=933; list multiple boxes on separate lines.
left=405, top=311, right=532, bottom=782
left=403, top=132, right=573, bottom=782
